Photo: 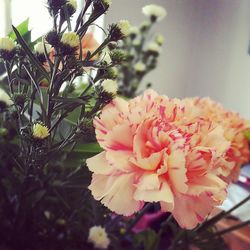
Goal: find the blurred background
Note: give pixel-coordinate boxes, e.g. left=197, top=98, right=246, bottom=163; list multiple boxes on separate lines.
left=1, top=0, right=250, bottom=117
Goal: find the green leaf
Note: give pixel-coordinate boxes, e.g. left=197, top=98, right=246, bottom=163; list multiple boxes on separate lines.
left=9, top=18, right=29, bottom=40
left=12, top=25, right=49, bottom=80
left=244, top=130, right=250, bottom=142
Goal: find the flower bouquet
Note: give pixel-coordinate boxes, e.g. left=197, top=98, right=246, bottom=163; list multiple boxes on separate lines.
left=0, top=1, right=249, bottom=250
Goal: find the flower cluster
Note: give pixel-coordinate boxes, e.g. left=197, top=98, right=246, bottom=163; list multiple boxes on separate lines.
left=111, top=4, right=166, bottom=98
left=87, top=89, right=250, bottom=229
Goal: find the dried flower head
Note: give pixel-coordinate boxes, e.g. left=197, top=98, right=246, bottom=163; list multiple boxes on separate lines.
left=142, top=4, right=167, bottom=22
left=88, top=226, right=110, bottom=249
left=32, top=123, right=50, bottom=140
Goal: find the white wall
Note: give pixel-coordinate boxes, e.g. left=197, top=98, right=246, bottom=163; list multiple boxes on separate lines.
left=106, top=0, right=250, bottom=118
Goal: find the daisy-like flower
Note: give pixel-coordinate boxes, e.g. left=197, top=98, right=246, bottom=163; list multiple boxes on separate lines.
left=86, top=89, right=245, bottom=229
left=134, top=61, right=146, bottom=72
left=142, top=4, right=167, bottom=22
left=88, top=226, right=110, bottom=249
left=117, top=20, right=131, bottom=37
left=61, top=32, right=80, bottom=48
left=32, top=123, right=50, bottom=139
left=102, top=79, right=118, bottom=94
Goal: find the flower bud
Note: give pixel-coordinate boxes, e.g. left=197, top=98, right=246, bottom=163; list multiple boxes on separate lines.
left=134, top=62, right=146, bottom=73
left=93, top=0, right=112, bottom=12
left=0, top=37, right=16, bottom=61
left=47, top=0, right=66, bottom=16
left=142, top=4, right=167, bottom=22
left=155, top=34, right=164, bottom=46
left=60, top=32, right=80, bottom=55
left=34, top=42, right=52, bottom=63
left=102, top=79, right=118, bottom=94
left=109, top=20, right=131, bottom=41
left=109, top=49, right=128, bottom=63
left=46, top=30, right=61, bottom=47
left=146, top=41, right=161, bottom=55
left=32, top=123, right=50, bottom=140
left=88, top=226, right=110, bottom=249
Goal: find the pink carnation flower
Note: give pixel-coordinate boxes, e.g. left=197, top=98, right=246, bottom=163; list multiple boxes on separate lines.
left=86, top=90, right=248, bottom=229
left=184, top=97, right=250, bottom=181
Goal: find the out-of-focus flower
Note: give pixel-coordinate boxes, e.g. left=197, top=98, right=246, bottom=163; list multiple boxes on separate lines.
left=147, top=41, right=161, bottom=54
left=32, top=123, right=50, bottom=139
left=134, top=61, right=146, bottom=72
left=155, top=35, right=164, bottom=46
left=88, top=226, right=110, bottom=249
left=78, top=33, right=100, bottom=60
left=184, top=97, right=250, bottom=181
left=0, top=88, right=13, bottom=109
left=102, top=79, right=118, bottom=94
left=86, top=89, right=240, bottom=229
left=129, top=26, right=140, bottom=36
left=142, top=4, right=167, bottom=22
left=132, top=39, right=141, bottom=47
left=34, top=42, right=52, bottom=55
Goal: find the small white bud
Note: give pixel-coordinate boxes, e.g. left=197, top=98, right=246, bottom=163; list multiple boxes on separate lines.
left=102, top=79, right=118, bottom=94
left=142, top=4, right=167, bottom=22
left=0, top=37, right=16, bottom=52
left=34, top=42, right=52, bottom=55
left=134, top=62, right=146, bottom=72
left=61, top=32, right=80, bottom=48
left=88, top=226, right=110, bottom=249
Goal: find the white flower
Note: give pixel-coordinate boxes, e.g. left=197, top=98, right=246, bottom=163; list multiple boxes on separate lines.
left=67, top=0, right=77, bottom=10
left=147, top=41, right=161, bottom=53
left=142, top=4, right=167, bottom=22
left=0, top=88, right=13, bottom=106
left=0, top=37, right=16, bottom=51
left=34, top=42, right=52, bottom=55
left=134, top=61, right=146, bottom=72
left=61, top=32, right=80, bottom=48
left=102, top=79, right=118, bottom=94
left=129, top=26, right=139, bottom=35
left=88, top=226, right=110, bottom=249
left=117, top=20, right=131, bottom=37
left=32, top=123, right=50, bottom=139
